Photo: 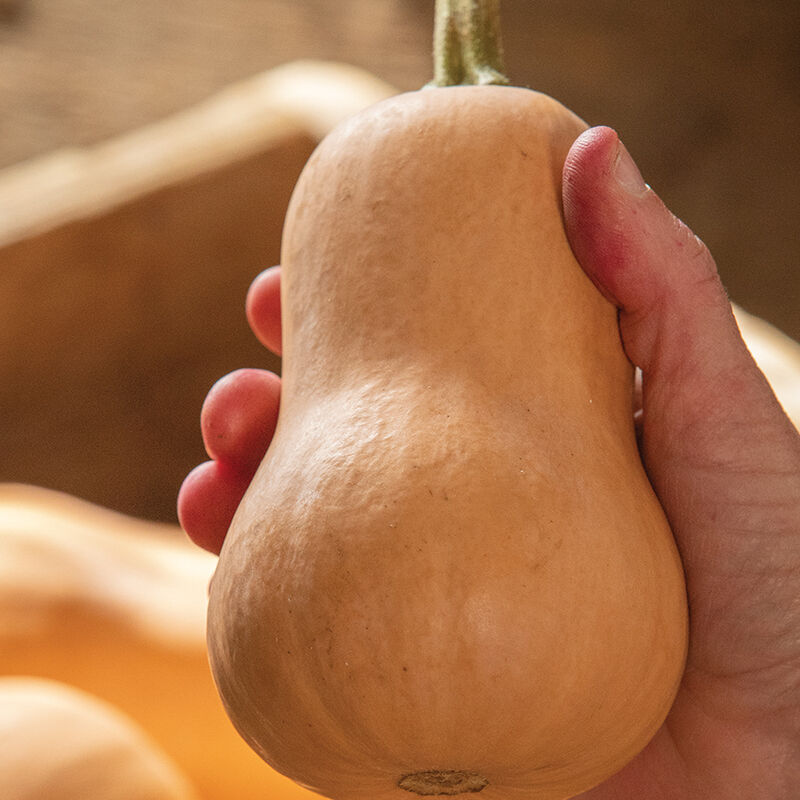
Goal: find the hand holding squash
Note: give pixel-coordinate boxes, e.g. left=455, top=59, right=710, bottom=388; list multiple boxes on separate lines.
left=560, top=126, right=800, bottom=798
left=180, top=126, right=800, bottom=799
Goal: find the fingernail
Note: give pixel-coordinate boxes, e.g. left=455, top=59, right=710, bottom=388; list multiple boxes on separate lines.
left=614, top=140, right=648, bottom=196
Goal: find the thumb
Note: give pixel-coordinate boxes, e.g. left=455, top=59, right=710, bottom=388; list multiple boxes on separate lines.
left=561, top=125, right=798, bottom=501
left=563, top=125, right=743, bottom=384
left=561, top=126, right=800, bottom=704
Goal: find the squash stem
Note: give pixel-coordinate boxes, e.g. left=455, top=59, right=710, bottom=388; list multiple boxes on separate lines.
left=429, top=0, right=510, bottom=87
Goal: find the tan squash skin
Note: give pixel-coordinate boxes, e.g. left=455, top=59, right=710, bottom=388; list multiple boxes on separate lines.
left=207, top=87, right=689, bottom=800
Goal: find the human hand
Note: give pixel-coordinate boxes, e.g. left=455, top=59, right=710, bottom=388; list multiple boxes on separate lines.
left=178, top=264, right=282, bottom=555
left=177, top=126, right=800, bottom=798
left=565, top=126, right=800, bottom=798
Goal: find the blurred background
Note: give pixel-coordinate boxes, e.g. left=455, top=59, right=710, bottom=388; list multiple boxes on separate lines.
left=0, top=0, right=798, bottom=523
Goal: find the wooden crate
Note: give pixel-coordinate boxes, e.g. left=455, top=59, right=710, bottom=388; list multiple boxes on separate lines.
left=0, top=61, right=395, bottom=522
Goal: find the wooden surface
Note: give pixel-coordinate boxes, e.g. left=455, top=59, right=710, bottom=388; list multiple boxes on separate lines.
left=1, top=1, right=798, bottom=521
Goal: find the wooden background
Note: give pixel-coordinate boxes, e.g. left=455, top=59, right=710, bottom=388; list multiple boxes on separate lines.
left=1, top=0, right=798, bottom=521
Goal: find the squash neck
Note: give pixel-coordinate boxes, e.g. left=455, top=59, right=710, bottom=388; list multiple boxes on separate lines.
left=429, top=0, right=509, bottom=87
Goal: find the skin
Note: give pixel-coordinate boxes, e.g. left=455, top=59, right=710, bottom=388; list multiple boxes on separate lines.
left=178, top=126, right=800, bottom=798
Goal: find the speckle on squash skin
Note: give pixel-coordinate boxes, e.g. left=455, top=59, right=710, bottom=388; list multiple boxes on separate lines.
left=207, top=86, right=688, bottom=800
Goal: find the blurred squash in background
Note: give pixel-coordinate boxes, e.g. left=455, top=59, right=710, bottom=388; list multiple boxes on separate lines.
left=0, top=676, right=197, bottom=800
left=0, top=483, right=321, bottom=799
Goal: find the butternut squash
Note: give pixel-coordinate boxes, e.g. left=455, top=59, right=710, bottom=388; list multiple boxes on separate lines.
left=0, top=676, right=196, bottom=800
left=206, top=6, right=689, bottom=797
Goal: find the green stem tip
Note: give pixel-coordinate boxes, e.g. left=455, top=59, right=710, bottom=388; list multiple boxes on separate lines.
left=428, top=0, right=510, bottom=87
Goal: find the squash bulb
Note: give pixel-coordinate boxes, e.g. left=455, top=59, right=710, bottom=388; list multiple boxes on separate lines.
left=207, top=87, right=688, bottom=800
